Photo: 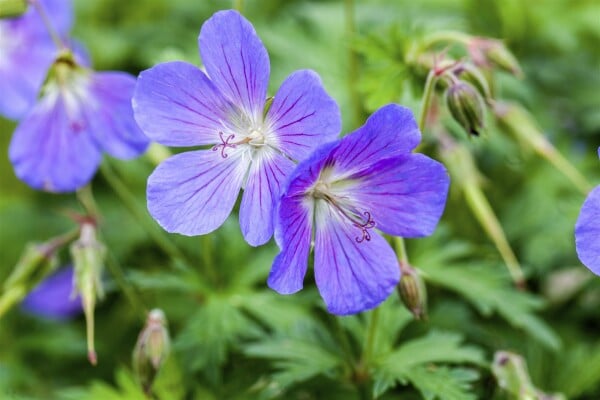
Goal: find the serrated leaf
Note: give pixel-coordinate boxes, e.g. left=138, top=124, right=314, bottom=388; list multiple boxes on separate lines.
left=58, top=368, right=147, bottom=400
left=174, top=295, right=262, bottom=382
left=373, top=331, right=484, bottom=398
left=423, top=263, right=561, bottom=350
left=244, top=321, right=346, bottom=393
left=405, top=366, right=479, bottom=400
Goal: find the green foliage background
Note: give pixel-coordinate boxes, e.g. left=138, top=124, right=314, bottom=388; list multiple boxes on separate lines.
left=0, top=0, right=599, bottom=399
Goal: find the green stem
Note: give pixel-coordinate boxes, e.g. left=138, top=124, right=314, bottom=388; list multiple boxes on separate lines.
left=463, top=183, right=525, bottom=287
left=76, top=184, right=100, bottom=219
left=200, top=235, right=218, bottom=285
left=344, top=0, right=362, bottom=126
left=419, top=69, right=438, bottom=133
left=362, top=307, right=380, bottom=366
left=394, top=237, right=409, bottom=265
left=105, top=253, right=146, bottom=319
left=99, top=161, right=189, bottom=266
left=420, top=30, right=472, bottom=50
left=233, top=0, right=244, bottom=13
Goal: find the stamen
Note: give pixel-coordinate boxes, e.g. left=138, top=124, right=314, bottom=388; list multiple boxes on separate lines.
left=315, top=189, right=376, bottom=244
left=353, top=211, right=376, bottom=243
left=212, top=131, right=236, bottom=158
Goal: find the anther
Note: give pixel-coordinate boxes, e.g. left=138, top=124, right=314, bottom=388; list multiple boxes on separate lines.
left=212, top=131, right=236, bottom=158
left=354, top=211, right=376, bottom=243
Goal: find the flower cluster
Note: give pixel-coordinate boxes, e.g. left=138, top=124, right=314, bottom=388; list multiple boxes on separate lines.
left=4, top=0, right=149, bottom=192
left=575, top=149, right=600, bottom=276
left=135, top=10, right=450, bottom=313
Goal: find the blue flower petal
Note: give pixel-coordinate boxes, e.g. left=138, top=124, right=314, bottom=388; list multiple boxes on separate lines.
left=147, top=149, right=250, bottom=236
left=21, top=266, right=82, bottom=320
left=313, top=201, right=400, bottom=315
left=0, top=0, right=73, bottom=119
left=133, top=61, right=235, bottom=147
left=9, top=89, right=102, bottom=192
left=239, top=147, right=295, bottom=246
left=267, top=70, right=341, bottom=161
left=268, top=191, right=314, bottom=294
left=575, top=185, right=600, bottom=275
left=347, top=154, right=450, bottom=237
left=87, top=72, right=149, bottom=158
left=332, top=104, right=421, bottom=175
left=199, top=10, right=269, bottom=121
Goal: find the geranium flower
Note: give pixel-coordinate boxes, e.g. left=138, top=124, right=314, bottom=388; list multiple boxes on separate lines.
left=575, top=154, right=600, bottom=275
left=0, top=0, right=72, bottom=119
left=9, top=50, right=150, bottom=192
left=21, top=266, right=82, bottom=320
left=133, top=10, right=340, bottom=246
left=268, top=105, right=450, bottom=315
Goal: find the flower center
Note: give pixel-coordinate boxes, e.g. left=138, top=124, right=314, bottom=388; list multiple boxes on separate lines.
left=311, top=179, right=376, bottom=243
left=212, top=127, right=267, bottom=158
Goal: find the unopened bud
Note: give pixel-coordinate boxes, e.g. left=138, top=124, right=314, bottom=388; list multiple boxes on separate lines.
left=446, top=81, right=486, bottom=137
left=492, top=351, right=565, bottom=400
left=452, top=62, right=491, bottom=100
left=0, top=242, right=59, bottom=318
left=470, top=38, right=523, bottom=77
left=70, top=223, right=106, bottom=365
left=397, top=262, right=427, bottom=320
left=133, top=309, right=171, bottom=393
left=0, top=0, right=28, bottom=18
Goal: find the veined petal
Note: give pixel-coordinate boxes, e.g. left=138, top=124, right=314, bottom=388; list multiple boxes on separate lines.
left=0, top=23, right=58, bottom=119
left=87, top=72, right=149, bottom=159
left=199, top=10, right=269, bottom=121
left=9, top=90, right=102, bottom=192
left=267, top=194, right=313, bottom=294
left=313, top=201, right=400, bottom=315
left=35, top=0, right=73, bottom=36
left=331, top=104, right=421, bottom=176
left=133, top=61, right=234, bottom=147
left=575, top=185, right=600, bottom=275
left=347, top=154, right=450, bottom=238
left=266, top=70, right=341, bottom=161
left=147, top=149, right=249, bottom=236
left=239, top=147, right=295, bottom=246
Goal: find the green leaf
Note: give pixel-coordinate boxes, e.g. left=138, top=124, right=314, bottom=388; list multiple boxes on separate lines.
left=423, top=263, right=561, bottom=350
left=550, top=342, right=600, bottom=398
left=405, top=366, right=479, bottom=400
left=58, top=368, right=147, bottom=400
left=244, top=320, right=346, bottom=394
left=373, top=331, right=485, bottom=397
left=174, top=295, right=262, bottom=382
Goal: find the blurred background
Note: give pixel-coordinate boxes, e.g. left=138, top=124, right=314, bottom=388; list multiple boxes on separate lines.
left=0, top=0, right=599, bottom=398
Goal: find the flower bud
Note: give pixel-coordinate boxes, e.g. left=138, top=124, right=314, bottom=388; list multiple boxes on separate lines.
left=470, top=38, right=523, bottom=78
left=492, top=351, right=565, bottom=400
left=133, top=309, right=171, bottom=393
left=70, top=223, right=106, bottom=365
left=445, top=81, right=486, bottom=137
left=397, top=262, right=427, bottom=320
left=452, top=62, right=491, bottom=100
left=0, top=0, right=28, bottom=18
left=483, top=41, right=523, bottom=78
left=0, top=242, right=59, bottom=318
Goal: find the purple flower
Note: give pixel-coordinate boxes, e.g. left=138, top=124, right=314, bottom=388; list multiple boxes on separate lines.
left=267, top=105, right=450, bottom=315
left=0, top=0, right=72, bottom=119
left=133, top=10, right=340, bottom=246
left=575, top=153, right=600, bottom=275
left=21, top=266, right=82, bottom=320
left=9, top=50, right=150, bottom=192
